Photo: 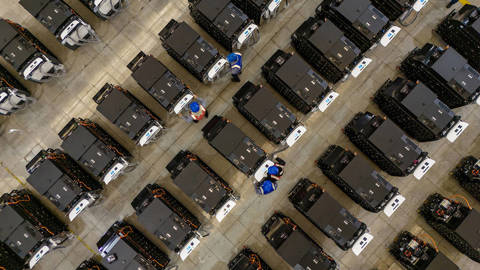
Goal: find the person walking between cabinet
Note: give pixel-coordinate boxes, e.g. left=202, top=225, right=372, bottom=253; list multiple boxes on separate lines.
left=227, top=52, right=242, bottom=82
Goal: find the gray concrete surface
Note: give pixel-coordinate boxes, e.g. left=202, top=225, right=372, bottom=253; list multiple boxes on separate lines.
left=1, top=0, right=480, bottom=269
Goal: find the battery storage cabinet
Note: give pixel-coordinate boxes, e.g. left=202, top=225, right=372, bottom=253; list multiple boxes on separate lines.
left=437, top=4, right=480, bottom=71
left=262, top=50, right=336, bottom=114
left=188, top=0, right=259, bottom=51
left=291, top=17, right=367, bottom=83
left=128, top=52, right=195, bottom=115
left=159, top=19, right=228, bottom=83
left=78, top=0, right=127, bottom=20
left=233, top=81, right=306, bottom=147
left=317, top=145, right=404, bottom=216
left=401, top=44, right=480, bottom=108
left=166, top=150, right=239, bottom=222
left=262, top=213, right=338, bottom=270
left=131, top=184, right=204, bottom=261
left=371, top=0, right=422, bottom=21
left=344, top=112, right=434, bottom=179
left=19, top=0, right=98, bottom=50
left=76, top=259, right=107, bottom=270
left=58, top=118, right=134, bottom=185
left=0, top=241, right=23, bottom=270
left=228, top=248, right=272, bottom=270
left=453, top=156, right=480, bottom=201
left=419, top=193, right=480, bottom=262
left=0, top=19, right=65, bottom=83
left=373, top=77, right=467, bottom=142
left=288, top=178, right=373, bottom=255
left=0, top=189, right=70, bottom=269
left=0, top=64, right=33, bottom=115
left=316, top=0, right=396, bottom=52
left=26, top=148, right=103, bottom=221
left=390, top=231, right=460, bottom=270
left=231, top=0, right=288, bottom=25
left=93, top=83, right=164, bottom=147
left=97, top=221, right=170, bottom=270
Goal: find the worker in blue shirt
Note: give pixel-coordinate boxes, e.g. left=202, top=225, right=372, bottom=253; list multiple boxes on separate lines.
left=255, top=157, right=286, bottom=195
left=227, top=52, right=242, bottom=82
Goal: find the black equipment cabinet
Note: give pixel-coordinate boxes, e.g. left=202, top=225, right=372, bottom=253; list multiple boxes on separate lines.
left=188, top=0, right=259, bottom=51
left=231, top=0, right=288, bottom=25
left=76, top=259, right=107, bottom=270
left=228, top=247, right=272, bottom=270
left=128, top=51, right=193, bottom=114
left=419, top=193, right=480, bottom=263
left=0, top=241, right=24, bottom=270
left=202, top=115, right=268, bottom=177
left=371, top=0, right=418, bottom=21
left=453, top=156, right=480, bottom=202
left=58, top=118, right=133, bottom=184
left=288, top=178, right=371, bottom=253
left=19, top=0, right=97, bottom=50
left=373, top=77, right=466, bottom=142
left=0, top=189, right=69, bottom=269
left=317, top=145, right=402, bottom=214
left=401, top=44, right=480, bottom=108
left=131, top=184, right=203, bottom=259
left=344, top=112, right=433, bottom=178
left=316, top=0, right=393, bottom=52
left=97, top=221, right=170, bottom=270
left=0, top=64, right=31, bottom=116
left=291, top=17, right=365, bottom=83
left=26, top=148, right=103, bottom=221
left=233, top=81, right=306, bottom=146
left=159, top=19, right=228, bottom=83
left=261, top=212, right=338, bottom=270
left=166, top=150, right=238, bottom=222
left=390, top=231, right=460, bottom=270
left=437, top=4, right=480, bottom=71
left=93, top=83, right=164, bottom=146
left=262, top=50, right=334, bottom=114
left=78, top=0, right=127, bottom=20
left=0, top=19, right=64, bottom=83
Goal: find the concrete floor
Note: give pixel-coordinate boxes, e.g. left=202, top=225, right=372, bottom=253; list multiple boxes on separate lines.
left=1, top=0, right=480, bottom=269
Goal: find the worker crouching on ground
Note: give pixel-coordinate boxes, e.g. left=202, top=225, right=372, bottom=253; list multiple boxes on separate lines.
left=182, top=97, right=208, bottom=123
left=227, top=52, right=242, bottom=82
left=256, top=157, right=286, bottom=195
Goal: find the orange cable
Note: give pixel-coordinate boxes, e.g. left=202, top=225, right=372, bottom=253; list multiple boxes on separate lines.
left=449, top=194, right=472, bottom=210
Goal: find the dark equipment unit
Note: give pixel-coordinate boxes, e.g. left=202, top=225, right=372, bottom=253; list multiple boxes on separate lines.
left=231, top=0, right=289, bottom=25
left=202, top=115, right=274, bottom=181
left=93, top=83, right=164, bottom=146
left=0, top=19, right=65, bottom=82
left=0, top=189, right=69, bottom=269
left=316, top=0, right=398, bottom=52
left=292, top=17, right=370, bottom=83
left=419, top=193, right=480, bottom=262
left=97, top=221, right=170, bottom=270
left=58, top=118, right=134, bottom=185
left=76, top=259, right=107, bottom=270
left=26, top=148, right=103, bottom=221
left=437, top=4, right=480, bottom=71
left=159, top=19, right=228, bottom=83
left=0, top=241, right=23, bottom=270
left=78, top=0, right=127, bottom=20
left=401, top=43, right=480, bottom=108
left=453, top=156, right=480, bottom=201
left=131, top=184, right=204, bottom=261
left=19, top=0, right=98, bottom=50
left=374, top=77, right=468, bottom=142
left=166, top=150, right=239, bottom=222
left=371, top=0, right=427, bottom=21
left=228, top=248, right=272, bottom=270
left=390, top=231, right=460, bottom=270
left=262, top=213, right=338, bottom=270
left=233, top=81, right=307, bottom=146
left=344, top=112, right=434, bottom=179
left=288, top=178, right=373, bottom=255
left=262, top=50, right=337, bottom=114
left=128, top=51, right=195, bottom=115
left=0, top=64, right=33, bottom=115
left=187, top=0, right=260, bottom=51
left=317, top=145, right=404, bottom=215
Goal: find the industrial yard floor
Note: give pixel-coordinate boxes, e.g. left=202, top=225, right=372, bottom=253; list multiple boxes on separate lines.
left=1, top=0, right=480, bottom=269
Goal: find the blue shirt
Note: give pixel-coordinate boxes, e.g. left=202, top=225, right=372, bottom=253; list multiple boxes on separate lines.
left=227, top=53, right=242, bottom=70
left=257, top=179, right=277, bottom=195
